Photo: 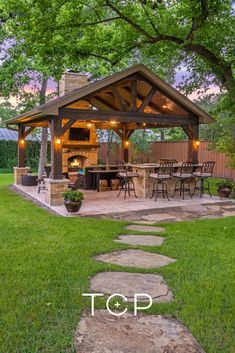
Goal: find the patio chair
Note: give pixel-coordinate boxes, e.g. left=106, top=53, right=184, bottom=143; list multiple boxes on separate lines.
left=37, top=178, right=46, bottom=194
left=21, top=174, right=38, bottom=186
left=192, top=161, right=215, bottom=197
left=68, top=173, right=85, bottom=190
left=116, top=160, right=139, bottom=199
left=172, top=162, right=194, bottom=199
left=150, top=162, right=173, bottom=201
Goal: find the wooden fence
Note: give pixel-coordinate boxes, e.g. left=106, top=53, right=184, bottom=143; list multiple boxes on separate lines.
left=99, top=140, right=235, bottom=179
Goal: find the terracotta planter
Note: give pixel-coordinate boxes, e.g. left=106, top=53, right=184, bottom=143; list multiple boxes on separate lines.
left=64, top=200, right=82, bottom=213
left=217, top=187, right=232, bottom=198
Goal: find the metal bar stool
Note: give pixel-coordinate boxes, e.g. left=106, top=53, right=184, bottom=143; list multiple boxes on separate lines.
left=193, top=161, right=215, bottom=197
left=150, top=162, right=173, bottom=201
left=116, top=160, right=139, bottom=199
left=172, top=162, right=194, bottom=199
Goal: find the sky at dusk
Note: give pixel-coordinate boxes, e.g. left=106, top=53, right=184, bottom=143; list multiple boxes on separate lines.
left=2, top=67, right=220, bottom=107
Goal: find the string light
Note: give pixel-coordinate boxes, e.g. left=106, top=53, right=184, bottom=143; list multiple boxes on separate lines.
left=124, top=140, right=129, bottom=147
left=20, top=138, right=25, bottom=145
left=143, top=123, right=146, bottom=127
left=194, top=139, right=200, bottom=147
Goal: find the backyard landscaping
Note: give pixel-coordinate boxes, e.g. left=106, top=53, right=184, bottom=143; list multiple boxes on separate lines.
left=0, top=173, right=234, bottom=353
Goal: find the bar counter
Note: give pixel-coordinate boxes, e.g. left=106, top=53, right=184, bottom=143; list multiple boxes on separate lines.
left=131, top=163, right=200, bottom=198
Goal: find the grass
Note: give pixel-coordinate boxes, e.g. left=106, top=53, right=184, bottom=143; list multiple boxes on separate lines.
left=0, top=173, right=234, bottom=353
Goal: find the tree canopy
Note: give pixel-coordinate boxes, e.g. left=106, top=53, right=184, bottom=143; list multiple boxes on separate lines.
left=0, top=0, right=234, bottom=165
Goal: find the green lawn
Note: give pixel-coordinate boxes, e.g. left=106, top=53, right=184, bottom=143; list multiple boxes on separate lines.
left=0, top=173, right=234, bottom=353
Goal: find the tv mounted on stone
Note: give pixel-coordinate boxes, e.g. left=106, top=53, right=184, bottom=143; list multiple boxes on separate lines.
left=69, top=127, right=90, bottom=141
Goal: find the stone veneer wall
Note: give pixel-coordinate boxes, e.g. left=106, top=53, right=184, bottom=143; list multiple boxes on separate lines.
left=45, top=179, right=70, bottom=206
left=14, top=167, right=30, bottom=185
left=62, top=147, right=98, bottom=172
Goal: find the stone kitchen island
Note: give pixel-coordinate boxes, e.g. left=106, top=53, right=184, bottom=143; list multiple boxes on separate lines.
left=131, top=163, right=199, bottom=198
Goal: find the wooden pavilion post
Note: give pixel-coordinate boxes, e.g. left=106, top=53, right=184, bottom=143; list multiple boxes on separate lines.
left=45, top=117, right=69, bottom=206
left=187, top=124, right=199, bottom=163
left=50, top=117, right=63, bottom=179
left=18, top=124, right=26, bottom=167
left=121, top=124, right=134, bottom=163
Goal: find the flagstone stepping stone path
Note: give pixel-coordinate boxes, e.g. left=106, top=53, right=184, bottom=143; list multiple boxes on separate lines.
left=126, top=224, right=165, bottom=232
left=75, top=310, right=205, bottom=353
left=115, top=234, right=165, bottom=246
left=133, top=220, right=162, bottom=225
left=90, top=272, right=173, bottom=303
left=95, top=249, right=176, bottom=269
left=76, top=224, right=204, bottom=353
left=142, top=213, right=177, bottom=221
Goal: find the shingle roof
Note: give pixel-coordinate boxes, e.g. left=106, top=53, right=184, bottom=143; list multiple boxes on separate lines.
left=0, top=128, right=39, bottom=141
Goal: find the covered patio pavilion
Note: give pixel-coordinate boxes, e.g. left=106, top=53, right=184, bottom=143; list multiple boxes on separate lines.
left=7, top=64, right=214, bottom=207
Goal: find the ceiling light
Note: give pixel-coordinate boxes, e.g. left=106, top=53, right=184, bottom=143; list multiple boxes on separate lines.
left=109, top=120, right=117, bottom=127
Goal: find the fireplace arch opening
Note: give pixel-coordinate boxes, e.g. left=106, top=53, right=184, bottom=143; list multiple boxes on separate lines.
left=68, top=155, right=87, bottom=171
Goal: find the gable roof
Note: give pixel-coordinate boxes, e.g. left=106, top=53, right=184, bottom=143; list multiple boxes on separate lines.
left=6, top=64, right=214, bottom=126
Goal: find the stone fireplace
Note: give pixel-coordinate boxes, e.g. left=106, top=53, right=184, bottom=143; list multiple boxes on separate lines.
left=62, top=145, right=99, bottom=173
left=62, top=120, right=99, bottom=175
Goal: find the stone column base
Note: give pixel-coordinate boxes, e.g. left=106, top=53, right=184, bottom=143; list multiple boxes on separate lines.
left=13, top=167, right=30, bottom=185
left=45, top=178, right=70, bottom=206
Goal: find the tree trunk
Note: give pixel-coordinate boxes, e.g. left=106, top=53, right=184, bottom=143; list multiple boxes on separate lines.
left=106, top=130, right=114, bottom=164
left=37, top=77, right=48, bottom=179
left=160, top=129, right=165, bottom=141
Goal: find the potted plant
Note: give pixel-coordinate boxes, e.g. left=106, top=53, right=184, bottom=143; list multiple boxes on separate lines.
left=63, top=190, right=84, bottom=213
left=216, top=179, right=234, bottom=198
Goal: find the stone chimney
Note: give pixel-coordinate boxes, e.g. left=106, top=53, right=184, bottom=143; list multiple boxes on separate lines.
left=59, top=71, right=89, bottom=96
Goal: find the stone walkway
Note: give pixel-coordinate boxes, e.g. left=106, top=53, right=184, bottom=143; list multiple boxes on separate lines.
left=75, top=311, right=205, bottom=353
left=90, top=272, right=173, bottom=303
left=115, top=234, right=164, bottom=246
left=95, top=249, right=176, bottom=268
left=126, top=225, right=165, bottom=232
left=75, top=223, right=205, bottom=352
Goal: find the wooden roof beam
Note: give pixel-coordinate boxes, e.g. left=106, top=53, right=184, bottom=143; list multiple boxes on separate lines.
left=111, top=85, right=129, bottom=111
left=138, top=87, right=157, bottom=112
left=59, top=107, right=198, bottom=126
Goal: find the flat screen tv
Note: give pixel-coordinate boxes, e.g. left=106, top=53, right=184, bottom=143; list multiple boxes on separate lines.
left=69, top=127, right=90, bottom=141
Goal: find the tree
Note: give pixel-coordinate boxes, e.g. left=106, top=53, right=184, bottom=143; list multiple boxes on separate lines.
left=197, top=94, right=235, bottom=168
left=0, top=11, right=54, bottom=176
left=1, top=1, right=234, bottom=166
left=4, top=1, right=232, bottom=97
left=0, top=102, right=18, bottom=127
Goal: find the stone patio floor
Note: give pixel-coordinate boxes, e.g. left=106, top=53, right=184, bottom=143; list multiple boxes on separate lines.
left=11, top=184, right=235, bottom=220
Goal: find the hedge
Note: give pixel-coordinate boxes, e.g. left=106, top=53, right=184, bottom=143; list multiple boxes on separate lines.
left=0, top=140, right=50, bottom=171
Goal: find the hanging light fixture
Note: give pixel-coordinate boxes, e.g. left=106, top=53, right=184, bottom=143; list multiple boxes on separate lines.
left=20, top=138, right=25, bottom=145
left=124, top=140, right=129, bottom=147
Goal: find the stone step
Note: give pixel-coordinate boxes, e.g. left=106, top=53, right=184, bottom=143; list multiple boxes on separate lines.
left=95, top=249, right=176, bottom=269
left=115, top=234, right=164, bottom=246
left=75, top=310, right=205, bottom=353
left=126, top=225, right=165, bottom=233
left=90, top=272, right=173, bottom=303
